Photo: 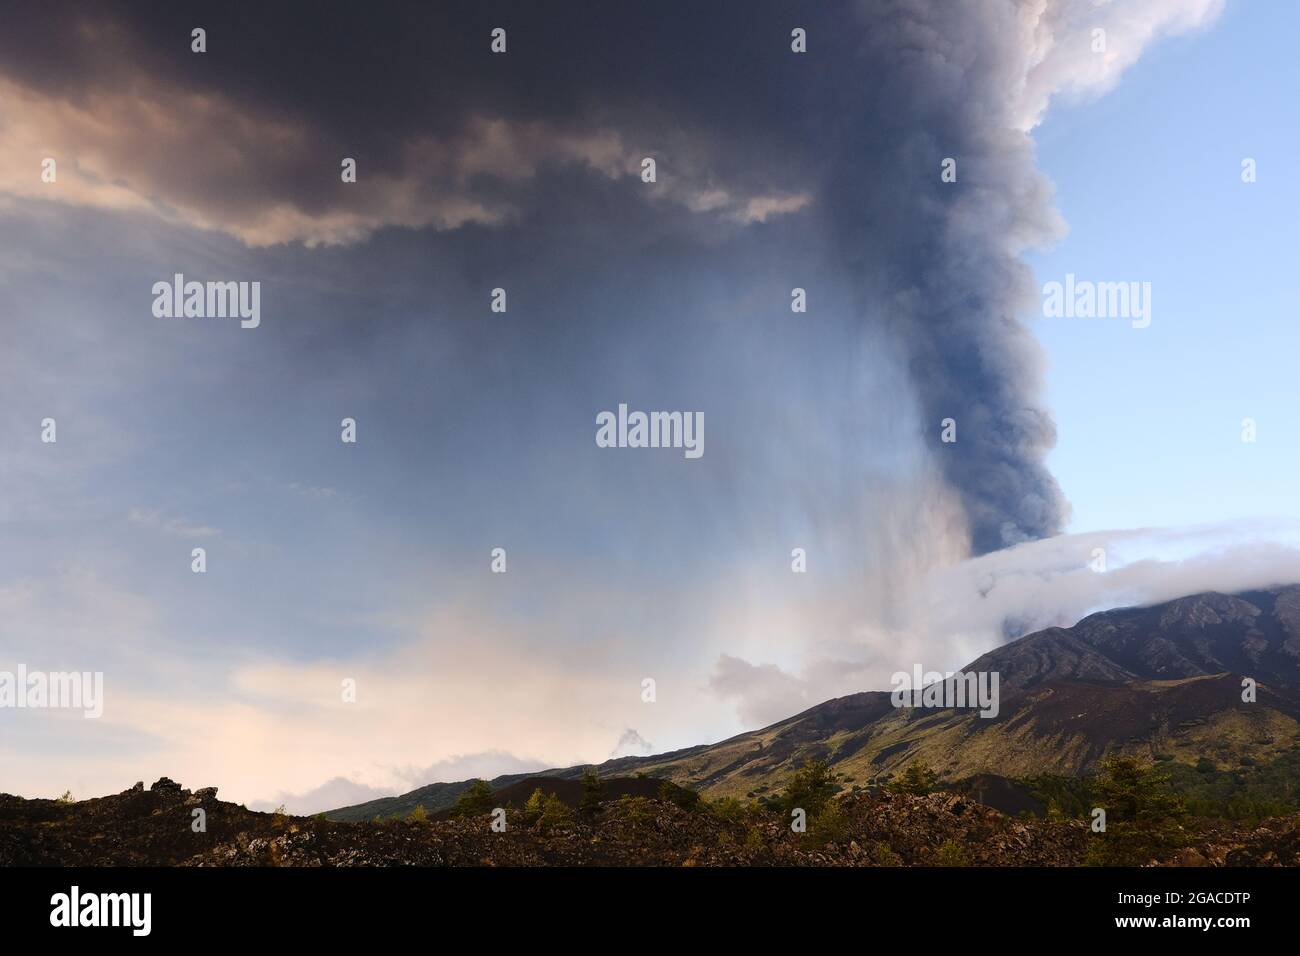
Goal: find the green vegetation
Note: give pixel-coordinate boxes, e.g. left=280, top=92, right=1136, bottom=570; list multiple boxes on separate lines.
left=450, top=779, right=495, bottom=818
left=1164, top=750, right=1300, bottom=822
left=619, top=794, right=653, bottom=829
left=707, top=795, right=763, bottom=824
left=579, top=767, right=604, bottom=817
left=1024, top=774, right=1093, bottom=819
left=891, top=761, right=937, bottom=796
left=933, top=839, right=971, bottom=866
left=1084, top=755, right=1187, bottom=866
left=871, top=841, right=902, bottom=866
left=406, top=804, right=428, bottom=824
left=1022, top=745, right=1300, bottom=825
left=537, top=793, right=573, bottom=831
left=809, top=803, right=850, bottom=847
left=782, top=758, right=840, bottom=817
left=55, top=790, right=74, bottom=805
left=657, top=780, right=702, bottom=811
left=522, top=787, right=547, bottom=824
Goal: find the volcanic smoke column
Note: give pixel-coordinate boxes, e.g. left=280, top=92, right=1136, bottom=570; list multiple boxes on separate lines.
left=813, top=0, right=1078, bottom=555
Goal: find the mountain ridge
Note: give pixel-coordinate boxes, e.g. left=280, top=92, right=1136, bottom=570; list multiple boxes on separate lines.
left=327, top=585, right=1300, bottom=820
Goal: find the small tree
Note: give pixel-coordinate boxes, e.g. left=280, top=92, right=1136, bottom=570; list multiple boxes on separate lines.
left=810, top=803, right=850, bottom=847
left=406, top=804, right=428, bottom=824
left=579, top=767, right=605, bottom=817
left=1085, top=755, right=1187, bottom=866
left=893, top=761, right=937, bottom=796
left=783, top=758, right=839, bottom=817
left=538, top=793, right=573, bottom=832
left=522, top=786, right=547, bottom=824
left=450, top=779, right=495, bottom=818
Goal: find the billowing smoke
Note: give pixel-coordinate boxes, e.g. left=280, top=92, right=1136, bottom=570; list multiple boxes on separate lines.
left=803, top=0, right=1219, bottom=553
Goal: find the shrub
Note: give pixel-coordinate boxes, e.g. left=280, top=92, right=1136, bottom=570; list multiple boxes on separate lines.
left=406, top=804, right=428, bottom=824
left=933, top=839, right=970, bottom=866
left=707, top=796, right=753, bottom=824
left=620, top=795, right=652, bottom=828
left=871, top=841, right=902, bottom=866
left=810, top=803, right=850, bottom=847
left=658, top=780, right=702, bottom=811
left=538, top=793, right=573, bottom=832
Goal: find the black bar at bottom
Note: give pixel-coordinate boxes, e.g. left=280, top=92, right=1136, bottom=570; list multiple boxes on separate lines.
left=0, top=864, right=1285, bottom=941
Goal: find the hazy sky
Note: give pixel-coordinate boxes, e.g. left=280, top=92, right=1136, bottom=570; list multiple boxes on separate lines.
left=3, top=0, right=1297, bottom=812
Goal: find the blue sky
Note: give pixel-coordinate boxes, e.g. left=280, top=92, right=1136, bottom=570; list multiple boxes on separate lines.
left=1031, top=0, right=1300, bottom=533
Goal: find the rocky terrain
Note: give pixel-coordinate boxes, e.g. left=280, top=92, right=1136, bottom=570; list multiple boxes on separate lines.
left=4, top=776, right=1300, bottom=867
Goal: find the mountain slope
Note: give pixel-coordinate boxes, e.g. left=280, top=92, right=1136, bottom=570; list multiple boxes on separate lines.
left=328, top=586, right=1300, bottom=817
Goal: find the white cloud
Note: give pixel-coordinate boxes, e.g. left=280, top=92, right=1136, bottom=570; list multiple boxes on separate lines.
left=1013, top=0, right=1226, bottom=129
left=706, top=521, right=1300, bottom=727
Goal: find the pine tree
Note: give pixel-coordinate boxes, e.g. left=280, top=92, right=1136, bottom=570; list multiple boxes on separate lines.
left=1085, top=755, right=1187, bottom=865
left=522, top=786, right=547, bottom=824
left=783, top=758, right=839, bottom=817
left=538, top=793, right=572, bottom=831
left=894, top=761, right=937, bottom=796
left=450, top=779, right=495, bottom=818
left=579, top=767, right=604, bottom=816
